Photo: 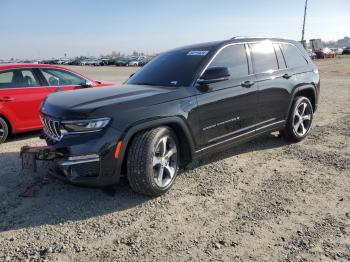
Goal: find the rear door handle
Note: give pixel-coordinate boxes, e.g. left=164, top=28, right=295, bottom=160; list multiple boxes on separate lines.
left=241, top=80, right=255, bottom=88
left=282, top=73, right=292, bottom=79
left=0, top=97, right=14, bottom=102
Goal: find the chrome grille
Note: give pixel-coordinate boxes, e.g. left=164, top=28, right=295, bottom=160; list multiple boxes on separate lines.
left=40, top=115, right=62, bottom=141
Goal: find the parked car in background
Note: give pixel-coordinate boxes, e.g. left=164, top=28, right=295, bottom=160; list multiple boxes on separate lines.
left=101, top=58, right=115, bottom=65
left=329, top=48, right=343, bottom=55
left=128, top=56, right=148, bottom=66
left=20, top=38, right=320, bottom=196
left=79, top=59, right=91, bottom=66
left=82, top=59, right=101, bottom=66
left=68, top=57, right=88, bottom=65
left=138, top=58, right=150, bottom=66
left=315, top=48, right=336, bottom=59
left=307, top=49, right=316, bottom=59
left=42, top=59, right=59, bottom=64
left=114, top=57, right=130, bottom=66
left=342, top=47, right=350, bottom=55
left=0, top=64, right=114, bottom=143
left=128, top=60, right=139, bottom=66
left=91, top=59, right=105, bottom=66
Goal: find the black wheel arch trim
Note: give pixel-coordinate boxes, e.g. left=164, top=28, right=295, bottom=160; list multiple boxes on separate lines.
left=0, top=113, right=11, bottom=134
left=287, top=84, right=317, bottom=118
left=115, top=116, right=196, bottom=176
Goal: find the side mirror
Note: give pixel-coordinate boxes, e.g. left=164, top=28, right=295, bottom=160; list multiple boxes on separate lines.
left=197, top=67, right=230, bottom=85
left=80, top=80, right=93, bottom=88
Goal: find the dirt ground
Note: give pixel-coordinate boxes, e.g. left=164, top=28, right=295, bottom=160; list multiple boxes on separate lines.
left=0, top=57, right=349, bottom=262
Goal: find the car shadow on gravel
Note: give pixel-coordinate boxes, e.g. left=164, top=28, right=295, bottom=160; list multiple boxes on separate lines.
left=6, top=130, right=42, bottom=142
left=0, top=151, right=150, bottom=232
left=0, top=133, right=288, bottom=232
left=184, top=133, right=289, bottom=170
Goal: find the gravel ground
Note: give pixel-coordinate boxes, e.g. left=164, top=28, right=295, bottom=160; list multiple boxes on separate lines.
left=0, top=57, right=349, bottom=261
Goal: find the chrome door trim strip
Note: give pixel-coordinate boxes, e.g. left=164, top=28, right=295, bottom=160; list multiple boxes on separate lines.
left=207, top=118, right=276, bottom=143
left=196, top=120, right=285, bottom=153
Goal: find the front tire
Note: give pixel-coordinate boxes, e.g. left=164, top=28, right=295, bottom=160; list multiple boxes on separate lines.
left=0, top=117, right=9, bottom=144
left=281, top=96, right=313, bottom=142
left=127, top=127, right=180, bottom=197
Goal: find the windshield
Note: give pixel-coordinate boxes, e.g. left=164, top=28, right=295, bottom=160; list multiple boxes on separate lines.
left=126, top=48, right=211, bottom=87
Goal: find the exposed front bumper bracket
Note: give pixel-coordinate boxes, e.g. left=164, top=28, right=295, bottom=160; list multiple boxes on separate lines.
left=20, top=146, right=60, bottom=172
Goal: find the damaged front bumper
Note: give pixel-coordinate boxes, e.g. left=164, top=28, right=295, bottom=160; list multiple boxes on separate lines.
left=20, top=143, right=121, bottom=187
left=21, top=145, right=61, bottom=172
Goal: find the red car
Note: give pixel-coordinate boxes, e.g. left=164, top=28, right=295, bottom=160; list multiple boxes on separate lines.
left=0, top=64, right=113, bottom=143
left=315, top=48, right=336, bottom=59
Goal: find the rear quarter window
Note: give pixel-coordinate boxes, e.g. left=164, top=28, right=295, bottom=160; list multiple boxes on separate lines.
left=273, top=43, right=287, bottom=69
left=280, top=43, right=308, bottom=68
left=0, top=71, right=13, bottom=86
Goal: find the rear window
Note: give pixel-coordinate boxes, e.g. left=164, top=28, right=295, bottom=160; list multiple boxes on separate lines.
left=280, top=43, right=308, bottom=68
left=0, top=69, right=39, bottom=88
left=250, top=41, right=278, bottom=74
left=0, top=71, right=13, bottom=85
left=127, top=48, right=211, bottom=87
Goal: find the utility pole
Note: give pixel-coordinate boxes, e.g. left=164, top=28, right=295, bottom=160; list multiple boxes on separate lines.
left=301, top=0, right=308, bottom=42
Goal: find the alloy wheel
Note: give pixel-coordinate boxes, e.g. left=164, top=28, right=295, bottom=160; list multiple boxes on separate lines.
left=293, top=102, right=312, bottom=136
left=152, top=135, right=178, bottom=188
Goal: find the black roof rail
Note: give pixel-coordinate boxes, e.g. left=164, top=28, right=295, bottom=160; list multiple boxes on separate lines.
left=230, top=36, right=249, bottom=40
left=231, top=36, right=276, bottom=40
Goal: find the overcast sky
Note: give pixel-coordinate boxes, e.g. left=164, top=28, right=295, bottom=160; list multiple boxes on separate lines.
left=0, top=0, right=349, bottom=59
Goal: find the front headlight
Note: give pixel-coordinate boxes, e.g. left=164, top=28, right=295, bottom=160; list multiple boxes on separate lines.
left=61, top=117, right=111, bottom=133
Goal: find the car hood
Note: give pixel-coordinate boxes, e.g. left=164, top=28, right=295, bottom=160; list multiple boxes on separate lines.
left=41, top=84, right=189, bottom=120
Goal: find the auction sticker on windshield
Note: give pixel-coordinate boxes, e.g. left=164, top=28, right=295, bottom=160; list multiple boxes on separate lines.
left=187, top=51, right=209, bottom=56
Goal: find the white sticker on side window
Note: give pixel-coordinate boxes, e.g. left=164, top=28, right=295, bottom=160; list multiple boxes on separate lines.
left=187, top=51, right=209, bottom=56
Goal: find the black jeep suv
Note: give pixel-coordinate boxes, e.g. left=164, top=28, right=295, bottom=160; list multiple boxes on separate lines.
left=21, top=37, right=320, bottom=196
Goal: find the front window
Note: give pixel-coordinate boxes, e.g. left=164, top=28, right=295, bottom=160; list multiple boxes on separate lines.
left=208, top=44, right=249, bottom=78
left=127, top=48, right=212, bottom=87
left=40, top=68, right=86, bottom=86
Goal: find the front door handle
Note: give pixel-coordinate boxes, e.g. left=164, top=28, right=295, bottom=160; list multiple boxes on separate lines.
left=282, top=73, right=292, bottom=79
left=241, top=80, right=255, bottom=88
left=0, top=97, right=14, bottom=102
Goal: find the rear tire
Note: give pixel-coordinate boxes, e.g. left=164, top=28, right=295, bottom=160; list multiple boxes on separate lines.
left=281, top=96, right=313, bottom=142
left=126, top=127, right=180, bottom=197
left=0, top=117, right=9, bottom=144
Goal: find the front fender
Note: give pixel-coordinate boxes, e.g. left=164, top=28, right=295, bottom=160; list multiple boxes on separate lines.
left=114, top=116, right=196, bottom=176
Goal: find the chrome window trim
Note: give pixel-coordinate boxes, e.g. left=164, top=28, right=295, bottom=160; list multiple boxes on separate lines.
left=195, top=40, right=310, bottom=84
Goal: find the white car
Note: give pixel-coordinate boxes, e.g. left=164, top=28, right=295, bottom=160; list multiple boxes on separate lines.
left=330, top=48, right=343, bottom=55
left=128, top=56, right=147, bottom=66
left=128, top=60, right=139, bottom=66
